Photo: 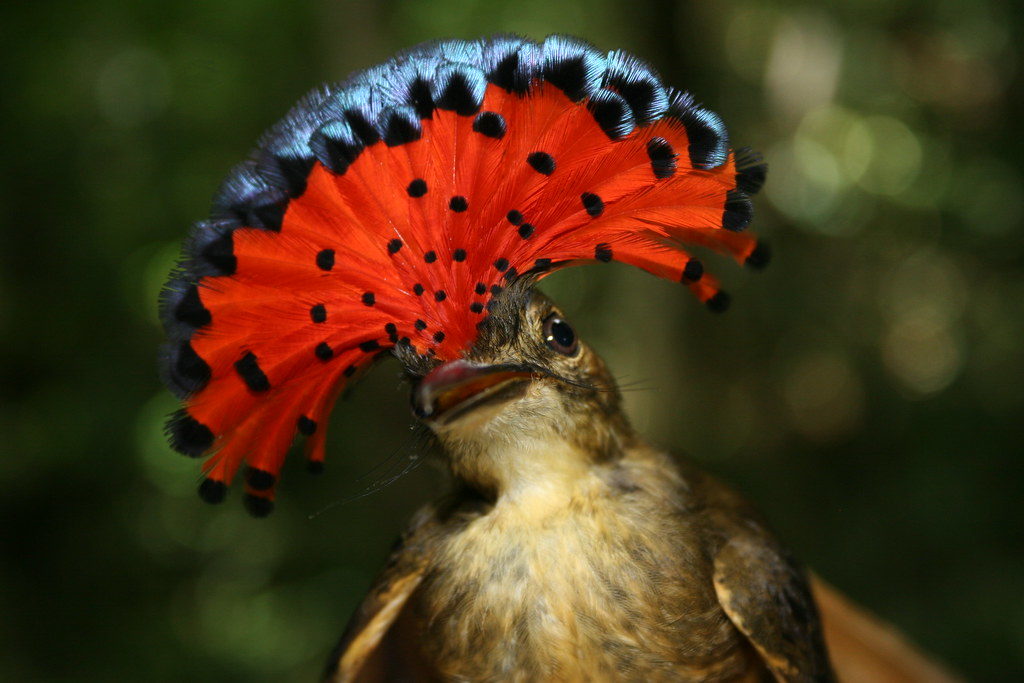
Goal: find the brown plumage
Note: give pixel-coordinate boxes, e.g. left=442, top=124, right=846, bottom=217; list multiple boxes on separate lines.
left=325, top=286, right=843, bottom=681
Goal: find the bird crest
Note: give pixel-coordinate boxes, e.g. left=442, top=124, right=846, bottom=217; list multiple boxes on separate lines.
left=160, top=35, right=768, bottom=515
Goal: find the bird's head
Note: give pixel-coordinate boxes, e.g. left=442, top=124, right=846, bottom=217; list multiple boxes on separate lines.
left=401, top=284, right=632, bottom=495
left=158, top=36, right=768, bottom=515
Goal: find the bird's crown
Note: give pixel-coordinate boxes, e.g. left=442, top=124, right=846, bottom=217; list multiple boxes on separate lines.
left=160, top=34, right=768, bottom=516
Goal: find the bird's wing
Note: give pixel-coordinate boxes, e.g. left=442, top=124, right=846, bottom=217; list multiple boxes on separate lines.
left=712, top=533, right=836, bottom=682
left=322, top=504, right=442, bottom=682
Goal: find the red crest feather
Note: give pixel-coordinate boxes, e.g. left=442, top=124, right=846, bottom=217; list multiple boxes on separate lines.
left=160, top=36, right=768, bottom=515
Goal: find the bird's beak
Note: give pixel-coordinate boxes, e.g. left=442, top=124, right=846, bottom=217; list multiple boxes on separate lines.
left=413, top=359, right=538, bottom=424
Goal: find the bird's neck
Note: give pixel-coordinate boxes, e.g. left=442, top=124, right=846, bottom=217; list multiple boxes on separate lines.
left=444, top=430, right=617, bottom=508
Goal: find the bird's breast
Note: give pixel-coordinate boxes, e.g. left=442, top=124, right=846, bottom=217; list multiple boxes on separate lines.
left=412, top=477, right=756, bottom=681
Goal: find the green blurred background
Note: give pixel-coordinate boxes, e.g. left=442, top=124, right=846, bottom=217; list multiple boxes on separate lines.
left=2, top=0, right=1022, bottom=680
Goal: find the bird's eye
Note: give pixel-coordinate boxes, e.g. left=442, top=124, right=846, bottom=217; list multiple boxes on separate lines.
left=542, top=313, right=579, bottom=356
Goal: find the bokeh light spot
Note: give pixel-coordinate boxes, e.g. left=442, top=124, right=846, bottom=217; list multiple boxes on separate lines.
left=782, top=351, right=865, bottom=443
left=883, top=309, right=963, bottom=396
left=856, top=116, right=922, bottom=196
left=880, top=248, right=969, bottom=325
left=765, top=12, right=842, bottom=120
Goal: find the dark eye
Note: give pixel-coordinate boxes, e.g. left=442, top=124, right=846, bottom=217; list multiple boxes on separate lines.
left=542, top=313, right=579, bottom=356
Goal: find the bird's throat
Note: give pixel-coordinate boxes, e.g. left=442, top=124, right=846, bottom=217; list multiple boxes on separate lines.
left=443, top=432, right=601, bottom=507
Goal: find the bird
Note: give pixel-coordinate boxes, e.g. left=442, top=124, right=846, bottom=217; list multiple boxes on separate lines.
left=324, top=283, right=833, bottom=681
left=159, top=35, right=953, bottom=682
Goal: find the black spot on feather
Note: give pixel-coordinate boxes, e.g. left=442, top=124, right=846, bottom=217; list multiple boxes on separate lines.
left=343, top=364, right=357, bottom=377
left=241, top=198, right=288, bottom=232
left=415, top=319, right=427, bottom=330
left=473, top=111, right=506, bottom=139
left=358, top=340, right=380, bottom=353
left=449, top=196, right=468, bottom=212
left=175, top=284, right=211, bottom=328
left=310, top=120, right=363, bottom=175
left=489, top=51, right=530, bottom=94
left=407, top=178, right=427, bottom=197
left=470, top=302, right=484, bottom=313
left=315, top=342, right=333, bottom=361
left=198, top=478, right=227, bottom=504
left=670, top=96, right=728, bottom=169
left=595, top=243, right=613, bottom=262
left=316, top=141, right=358, bottom=176
left=235, top=352, right=270, bottom=392
left=533, top=258, right=552, bottom=271
left=246, top=468, right=276, bottom=491
left=172, top=340, right=210, bottom=395
left=723, top=190, right=753, bottom=232
left=310, top=304, right=326, bottom=323
left=581, top=192, right=604, bottom=217
left=647, top=137, right=677, bottom=179
left=475, top=282, right=486, bottom=295
left=453, top=248, right=467, bottom=262
left=518, top=223, right=534, bottom=239
left=706, top=291, right=731, bottom=313
left=434, top=290, right=447, bottom=302
left=383, top=108, right=421, bottom=146
left=267, top=153, right=314, bottom=198
left=345, top=109, right=380, bottom=146
left=361, top=292, right=375, bottom=306
left=527, top=151, right=555, bottom=175
left=682, top=259, right=704, bottom=283
left=197, top=230, right=236, bottom=276
left=408, top=77, right=435, bottom=119
left=387, top=238, right=403, bottom=254
left=244, top=494, right=274, bottom=518
left=745, top=241, right=771, bottom=269
left=413, top=283, right=425, bottom=296
left=494, top=257, right=509, bottom=272
left=385, top=322, right=398, bottom=343
left=544, top=56, right=589, bottom=102
left=587, top=89, right=635, bottom=139
left=506, top=210, right=523, bottom=225
left=166, top=408, right=214, bottom=457
left=433, top=331, right=446, bottom=343
left=316, top=249, right=335, bottom=271
left=436, top=71, right=481, bottom=116
left=297, top=415, right=317, bottom=436
left=606, top=75, right=663, bottom=127
left=424, top=251, right=437, bottom=263
left=735, top=147, right=768, bottom=195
